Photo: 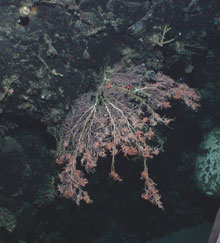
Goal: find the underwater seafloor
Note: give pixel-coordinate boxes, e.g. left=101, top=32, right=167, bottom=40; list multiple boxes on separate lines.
left=0, top=0, right=220, bottom=242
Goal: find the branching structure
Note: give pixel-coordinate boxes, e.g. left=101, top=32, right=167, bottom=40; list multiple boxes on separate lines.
left=56, top=64, right=200, bottom=209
